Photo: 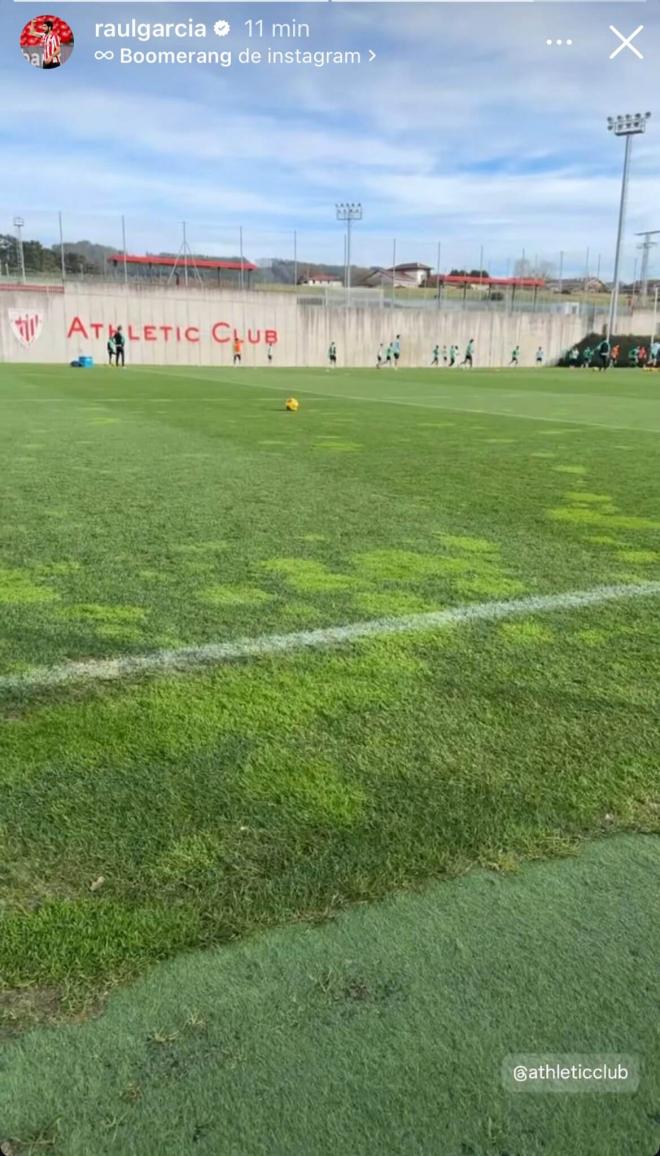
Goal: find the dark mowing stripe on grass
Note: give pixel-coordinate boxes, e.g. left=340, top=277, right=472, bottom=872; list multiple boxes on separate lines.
left=1, top=582, right=659, bottom=693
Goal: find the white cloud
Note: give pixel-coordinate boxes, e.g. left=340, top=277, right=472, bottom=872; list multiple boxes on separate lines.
left=1, top=2, right=658, bottom=276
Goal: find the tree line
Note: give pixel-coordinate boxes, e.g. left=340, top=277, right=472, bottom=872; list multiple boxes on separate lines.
left=0, top=234, right=111, bottom=276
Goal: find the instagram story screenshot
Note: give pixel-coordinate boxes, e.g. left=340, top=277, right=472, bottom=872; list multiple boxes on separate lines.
left=0, top=0, right=658, bottom=1152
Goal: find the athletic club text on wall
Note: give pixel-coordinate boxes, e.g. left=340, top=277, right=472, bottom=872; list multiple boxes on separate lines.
left=67, top=318, right=279, bottom=345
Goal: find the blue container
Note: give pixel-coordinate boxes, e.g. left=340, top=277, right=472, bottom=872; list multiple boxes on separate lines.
left=78, top=355, right=95, bottom=368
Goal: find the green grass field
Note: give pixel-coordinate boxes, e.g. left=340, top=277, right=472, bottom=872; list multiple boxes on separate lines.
left=1, top=835, right=658, bottom=1156
left=1, top=364, right=659, bottom=1151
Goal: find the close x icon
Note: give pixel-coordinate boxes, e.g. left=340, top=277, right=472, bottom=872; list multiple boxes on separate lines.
left=609, top=24, right=644, bottom=60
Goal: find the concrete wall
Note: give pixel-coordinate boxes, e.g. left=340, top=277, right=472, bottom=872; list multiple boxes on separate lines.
left=621, top=310, right=659, bottom=338
left=0, top=283, right=590, bottom=368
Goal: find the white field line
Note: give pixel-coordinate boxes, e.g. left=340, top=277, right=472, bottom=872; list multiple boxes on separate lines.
left=2, top=582, right=659, bottom=694
left=6, top=368, right=659, bottom=433
left=7, top=393, right=653, bottom=434
left=128, top=371, right=660, bottom=434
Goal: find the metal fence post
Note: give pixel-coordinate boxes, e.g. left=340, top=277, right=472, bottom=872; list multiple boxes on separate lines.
left=58, top=211, right=66, bottom=282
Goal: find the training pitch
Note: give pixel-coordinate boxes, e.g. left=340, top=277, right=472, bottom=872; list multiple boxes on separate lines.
left=1, top=364, right=659, bottom=1154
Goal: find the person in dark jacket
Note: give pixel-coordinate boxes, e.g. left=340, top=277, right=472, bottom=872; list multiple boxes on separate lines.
left=114, top=326, right=125, bottom=367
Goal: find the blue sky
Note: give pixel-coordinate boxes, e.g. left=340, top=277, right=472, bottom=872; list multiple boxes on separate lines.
left=1, top=2, right=659, bottom=276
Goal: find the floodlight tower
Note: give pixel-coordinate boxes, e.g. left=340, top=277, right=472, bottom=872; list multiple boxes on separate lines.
left=335, top=203, right=363, bottom=295
left=13, top=216, right=26, bottom=284
left=635, top=229, right=660, bottom=303
left=606, top=112, right=651, bottom=341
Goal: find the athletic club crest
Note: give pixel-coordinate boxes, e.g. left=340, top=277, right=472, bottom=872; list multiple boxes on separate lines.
left=9, top=310, right=44, bottom=347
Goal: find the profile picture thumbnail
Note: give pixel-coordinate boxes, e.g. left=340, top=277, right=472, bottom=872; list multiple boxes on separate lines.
left=20, top=14, right=74, bottom=69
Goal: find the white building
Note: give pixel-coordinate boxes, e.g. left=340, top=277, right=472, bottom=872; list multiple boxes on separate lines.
left=362, top=263, right=432, bottom=289
left=299, top=273, right=344, bottom=288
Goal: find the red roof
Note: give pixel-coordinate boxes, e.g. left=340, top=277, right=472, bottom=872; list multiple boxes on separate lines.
left=107, top=254, right=256, bottom=272
left=436, top=274, right=545, bottom=288
left=0, top=283, right=64, bottom=294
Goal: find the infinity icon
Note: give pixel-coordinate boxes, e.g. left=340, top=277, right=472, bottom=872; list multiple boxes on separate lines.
left=95, top=50, right=114, bottom=61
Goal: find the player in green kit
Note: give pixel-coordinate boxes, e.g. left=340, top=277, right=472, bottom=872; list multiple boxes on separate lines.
left=431, top=344, right=440, bottom=366
left=328, top=341, right=337, bottom=368
left=581, top=346, right=593, bottom=368
left=509, top=346, right=520, bottom=366
left=461, top=338, right=475, bottom=367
